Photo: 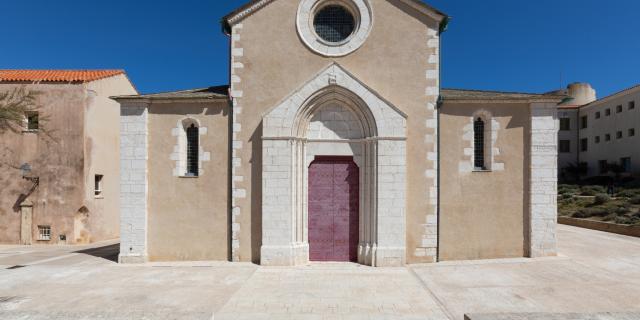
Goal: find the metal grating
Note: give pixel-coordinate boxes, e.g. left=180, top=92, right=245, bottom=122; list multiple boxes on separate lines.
left=186, top=124, right=199, bottom=176
left=313, top=5, right=355, bottom=43
left=474, top=118, right=485, bottom=170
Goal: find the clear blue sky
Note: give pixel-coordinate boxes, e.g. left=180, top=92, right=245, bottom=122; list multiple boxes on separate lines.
left=1, top=0, right=638, bottom=97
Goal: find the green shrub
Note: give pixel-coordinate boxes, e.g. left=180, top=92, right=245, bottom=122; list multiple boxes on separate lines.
left=615, top=216, right=631, bottom=225
left=593, top=194, right=611, bottom=205
left=616, top=189, right=640, bottom=198
left=603, top=213, right=617, bottom=222
left=581, top=185, right=606, bottom=196
left=559, top=184, right=579, bottom=195
left=616, top=206, right=630, bottom=215
left=561, top=193, right=574, bottom=200
left=573, top=207, right=609, bottom=218
left=630, top=196, right=640, bottom=205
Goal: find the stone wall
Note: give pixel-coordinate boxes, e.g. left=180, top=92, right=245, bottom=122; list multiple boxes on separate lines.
left=529, top=102, right=559, bottom=257
left=119, top=103, right=149, bottom=263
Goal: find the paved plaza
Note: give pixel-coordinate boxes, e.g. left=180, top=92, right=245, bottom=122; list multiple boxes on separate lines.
left=1, top=225, right=639, bottom=319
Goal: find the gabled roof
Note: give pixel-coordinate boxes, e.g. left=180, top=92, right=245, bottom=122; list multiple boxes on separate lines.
left=222, top=0, right=448, bottom=34
left=442, top=88, right=567, bottom=103
left=0, top=70, right=125, bottom=83
left=112, top=85, right=229, bottom=102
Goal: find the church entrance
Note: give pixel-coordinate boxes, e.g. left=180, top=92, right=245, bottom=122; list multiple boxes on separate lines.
left=308, top=157, right=359, bottom=262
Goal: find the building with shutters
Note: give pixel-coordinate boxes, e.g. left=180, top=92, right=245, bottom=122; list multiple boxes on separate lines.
left=113, top=0, right=564, bottom=266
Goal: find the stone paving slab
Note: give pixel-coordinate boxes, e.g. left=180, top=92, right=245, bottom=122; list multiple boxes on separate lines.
left=215, top=264, right=450, bottom=320
left=465, top=313, right=640, bottom=320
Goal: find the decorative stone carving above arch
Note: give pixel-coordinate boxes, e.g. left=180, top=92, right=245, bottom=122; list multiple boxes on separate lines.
left=261, top=63, right=408, bottom=267
left=263, top=63, right=406, bottom=139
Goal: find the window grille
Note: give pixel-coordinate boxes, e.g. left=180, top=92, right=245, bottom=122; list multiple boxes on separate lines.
left=474, top=118, right=485, bottom=170
left=313, top=5, right=355, bottom=43
left=38, top=225, right=51, bottom=241
left=186, top=124, right=199, bottom=176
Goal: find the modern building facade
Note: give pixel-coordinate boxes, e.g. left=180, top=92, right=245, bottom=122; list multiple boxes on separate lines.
left=115, top=0, right=562, bottom=266
left=557, top=83, right=639, bottom=179
left=0, top=70, right=137, bottom=245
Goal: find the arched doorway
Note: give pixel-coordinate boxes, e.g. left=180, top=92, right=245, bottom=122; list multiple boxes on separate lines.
left=260, top=64, right=408, bottom=267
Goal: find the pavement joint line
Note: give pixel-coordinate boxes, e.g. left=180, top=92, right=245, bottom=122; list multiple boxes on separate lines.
left=406, top=266, right=456, bottom=320
left=23, top=253, right=80, bottom=266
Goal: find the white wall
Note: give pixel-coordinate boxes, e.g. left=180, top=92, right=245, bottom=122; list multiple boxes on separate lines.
left=579, top=87, right=640, bottom=176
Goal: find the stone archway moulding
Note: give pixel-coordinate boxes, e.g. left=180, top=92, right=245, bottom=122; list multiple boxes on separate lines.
left=261, top=63, right=408, bottom=267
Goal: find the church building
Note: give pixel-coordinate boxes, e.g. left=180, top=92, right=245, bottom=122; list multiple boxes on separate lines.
left=114, top=0, right=563, bottom=266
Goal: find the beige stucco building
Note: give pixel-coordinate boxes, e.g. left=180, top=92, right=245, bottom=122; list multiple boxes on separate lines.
left=115, top=0, right=563, bottom=266
left=0, top=70, right=137, bottom=245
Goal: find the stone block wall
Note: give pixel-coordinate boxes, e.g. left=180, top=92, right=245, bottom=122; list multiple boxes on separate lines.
left=119, top=104, right=148, bottom=263
left=529, top=102, right=558, bottom=257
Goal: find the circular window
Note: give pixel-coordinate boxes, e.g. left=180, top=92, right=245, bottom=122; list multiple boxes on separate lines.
left=313, top=5, right=356, bottom=43
left=297, top=0, right=372, bottom=57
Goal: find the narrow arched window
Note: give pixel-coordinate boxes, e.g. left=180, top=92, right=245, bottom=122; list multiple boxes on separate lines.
left=186, top=124, right=199, bottom=176
left=474, top=117, right=486, bottom=170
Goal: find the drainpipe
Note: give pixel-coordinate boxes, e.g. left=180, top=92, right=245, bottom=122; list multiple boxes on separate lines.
left=435, top=16, right=449, bottom=262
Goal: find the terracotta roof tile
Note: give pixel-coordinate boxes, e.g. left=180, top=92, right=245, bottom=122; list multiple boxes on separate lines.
left=0, top=70, right=125, bottom=83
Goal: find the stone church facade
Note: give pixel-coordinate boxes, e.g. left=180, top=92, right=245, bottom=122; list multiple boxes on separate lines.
left=114, top=0, right=563, bottom=266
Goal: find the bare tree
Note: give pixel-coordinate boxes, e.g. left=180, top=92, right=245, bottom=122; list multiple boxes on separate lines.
left=0, top=86, right=43, bottom=133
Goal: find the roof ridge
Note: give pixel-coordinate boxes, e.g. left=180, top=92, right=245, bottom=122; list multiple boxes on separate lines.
left=0, top=70, right=126, bottom=83
left=580, top=84, right=640, bottom=108
left=442, top=88, right=546, bottom=96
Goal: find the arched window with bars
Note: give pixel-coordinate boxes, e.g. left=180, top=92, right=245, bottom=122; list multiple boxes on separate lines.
left=474, top=117, right=486, bottom=170
left=186, top=123, right=199, bottom=176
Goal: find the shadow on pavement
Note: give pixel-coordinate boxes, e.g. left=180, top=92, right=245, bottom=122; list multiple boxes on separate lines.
left=75, top=244, right=120, bottom=263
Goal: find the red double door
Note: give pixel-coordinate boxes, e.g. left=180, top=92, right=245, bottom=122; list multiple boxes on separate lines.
left=308, top=157, right=359, bottom=262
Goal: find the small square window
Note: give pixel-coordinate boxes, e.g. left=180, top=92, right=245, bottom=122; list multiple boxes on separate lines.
left=606, top=108, right=611, bottom=116
left=595, top=112, right=601, bottom=119
left=595, top=136, right=600, bottom=144
left=559, top=118, right=571, bottom=131
left=95, top=174, right=104, bottom=197
left=580, top=138, right=588, bottom=152
left=621, top=157, right=632, bottom=172
left=617, top=131, right=623, bottom=139
left=38, top=225, right=51, bottom=241
left=25, top=111, right=39, bottom=131
left=559, top=140, right=571, bottom=153
left=616, top=105, right=623, bottom=113
left=605, top=134, right=611, bottom=142
left=580, top=116, right=588, bottom=129
left=599, top=160, right=608, bottom=174
left=629, top=128, right=636, bottom=137
left=630, top=101, right=636, bottom=110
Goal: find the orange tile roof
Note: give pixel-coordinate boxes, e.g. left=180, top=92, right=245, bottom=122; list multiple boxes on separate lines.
left=0, top=70, right=125, bottom=83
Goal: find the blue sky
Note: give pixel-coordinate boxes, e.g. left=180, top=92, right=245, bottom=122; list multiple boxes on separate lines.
left=1, top=0, right=638, bottom=97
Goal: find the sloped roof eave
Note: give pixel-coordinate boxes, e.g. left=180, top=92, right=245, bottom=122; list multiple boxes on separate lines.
left=221, top=0, right=448, bottom=34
